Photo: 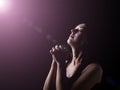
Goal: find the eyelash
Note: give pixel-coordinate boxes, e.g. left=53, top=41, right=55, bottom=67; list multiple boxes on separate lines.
left=71, top=29, right=79, bottom=33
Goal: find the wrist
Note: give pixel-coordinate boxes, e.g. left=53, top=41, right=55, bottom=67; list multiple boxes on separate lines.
left=51, top=60, right=56, bottom=66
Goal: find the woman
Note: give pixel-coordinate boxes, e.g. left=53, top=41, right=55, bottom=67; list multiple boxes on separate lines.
left=43, top=23, right=103, bottom=90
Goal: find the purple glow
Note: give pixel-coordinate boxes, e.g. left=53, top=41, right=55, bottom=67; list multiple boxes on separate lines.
left=0, top=0, right=11, bottom=13
left=0, top=0, right=6, bottom=8
left=0, top=0, right=115, bottom=89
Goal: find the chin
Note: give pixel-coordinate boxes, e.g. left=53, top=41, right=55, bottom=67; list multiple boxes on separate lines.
left=67, top=39, right=71, bottom=45
left=67, top=39, right=74, bottom=46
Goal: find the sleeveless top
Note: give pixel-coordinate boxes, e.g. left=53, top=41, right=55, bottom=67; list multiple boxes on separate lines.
left=62, top=56, right=98, bottom=90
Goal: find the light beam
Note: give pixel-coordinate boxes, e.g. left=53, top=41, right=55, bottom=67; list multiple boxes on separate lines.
left=0, top=0, right=6, bottom=8
left=0, top=0, right=10, bottom=12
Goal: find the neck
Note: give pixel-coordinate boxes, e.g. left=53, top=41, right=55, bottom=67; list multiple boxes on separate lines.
left=71, top=46, right=83, bottom=63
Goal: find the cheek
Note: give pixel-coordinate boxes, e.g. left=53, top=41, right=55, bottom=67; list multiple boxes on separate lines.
left=73, top=34, right=83, bottom=45
left=76, top=32, right=84, bottom=41
left=76, top=35, right=86, bottom=46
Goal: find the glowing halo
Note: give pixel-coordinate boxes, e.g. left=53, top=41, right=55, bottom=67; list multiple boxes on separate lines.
left=0, top=0, right=11, bottom=12
left=0, top=0, right=6, bottom=8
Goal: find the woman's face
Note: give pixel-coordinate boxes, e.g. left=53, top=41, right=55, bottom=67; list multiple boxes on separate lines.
left=67, top=23, right=86, bottom=48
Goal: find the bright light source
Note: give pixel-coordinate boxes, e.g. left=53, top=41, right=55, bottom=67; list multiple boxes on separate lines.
left=0, top=0, right=6, bottom=8
left=0, top=0, right=11, bottom=12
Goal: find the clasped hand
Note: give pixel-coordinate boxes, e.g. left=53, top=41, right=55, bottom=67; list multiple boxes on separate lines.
left=50, top=45, right=66, bottom=64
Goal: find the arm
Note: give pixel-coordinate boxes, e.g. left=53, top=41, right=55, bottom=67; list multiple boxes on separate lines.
left=43, top=55, right=57, bottom=90
left=56, top=62, right=63, bottom=90
left=71, top=63, right=103, bottom=90
left=43, top=45, right=65, bottom=90
left=53, top=45, right=66, bottom=90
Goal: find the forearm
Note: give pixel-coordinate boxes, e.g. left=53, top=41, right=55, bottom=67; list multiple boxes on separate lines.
left=43, top=61, right=56, bottom=90
left=56, top=62, right=63, bottom=90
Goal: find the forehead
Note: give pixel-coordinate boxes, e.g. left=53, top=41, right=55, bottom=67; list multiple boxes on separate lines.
left=75, top=23, right=86, bottom=30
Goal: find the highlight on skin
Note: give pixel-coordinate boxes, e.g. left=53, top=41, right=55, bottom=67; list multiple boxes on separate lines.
left=43, top=23, right=103, bottom=90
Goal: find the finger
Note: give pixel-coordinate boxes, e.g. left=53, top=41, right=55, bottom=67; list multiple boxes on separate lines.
left=59, top=45, right=66, bottom=51
left=52, top=47, right=55, bottom=52
left=55, top=45, right=59, bottom=50
left=59, top=45, right=62, bottom=49
left=50, top=49, right=53, bottom=54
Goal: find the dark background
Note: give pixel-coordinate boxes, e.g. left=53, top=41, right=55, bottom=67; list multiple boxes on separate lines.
left=0, top=0, right=118, bottom=90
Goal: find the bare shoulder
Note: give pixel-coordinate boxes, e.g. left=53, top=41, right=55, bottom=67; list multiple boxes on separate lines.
left=83, top=63, right=102, bottom=71
left=82, top=63, right=103, bottom=73
left=71, top=63, right=103, bottom=90
left=82, top=62, right=103, bottom=82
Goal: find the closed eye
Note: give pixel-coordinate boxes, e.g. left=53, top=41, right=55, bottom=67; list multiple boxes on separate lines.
left=71, top=29, right=79, bottom=34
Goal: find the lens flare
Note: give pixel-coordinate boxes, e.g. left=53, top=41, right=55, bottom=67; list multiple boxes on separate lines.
left=0, top=0, right=10, bottom=12
left=0, top=0, right=6, bottom=8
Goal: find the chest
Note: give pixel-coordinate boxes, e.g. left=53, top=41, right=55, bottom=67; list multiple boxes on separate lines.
left=66, top=63, right=80, bottom=78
